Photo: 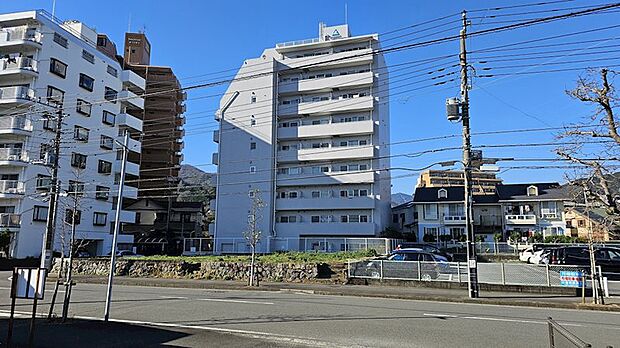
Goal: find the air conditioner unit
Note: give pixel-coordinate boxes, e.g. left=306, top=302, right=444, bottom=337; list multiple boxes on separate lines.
left=7, top=188, right=17, bottom=194
left=7, top=155, right=17, bottom=160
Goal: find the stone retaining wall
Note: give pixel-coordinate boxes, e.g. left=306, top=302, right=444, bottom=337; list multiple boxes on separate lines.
left=51, top=259, right=340, bottom=283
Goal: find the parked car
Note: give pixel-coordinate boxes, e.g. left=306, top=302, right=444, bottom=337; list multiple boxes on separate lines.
left=76, top=251, right=91, bottom=258
left=109, top=250, right=143, bottom=257
left=396, top=243, right=454, bottom=261
left=520, top=244, right=547, bottom=264
left=519, top=247, right=535, bottom=263
left=545, top=246, right=620, bottom=278
left=365, top=248, right=450, bottom=281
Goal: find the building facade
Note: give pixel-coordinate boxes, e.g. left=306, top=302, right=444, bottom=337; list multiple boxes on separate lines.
left=212, top=23, right=391, bottom=253
left=411, top=183, right=569, bottom=242
left=416, top=169, right=502, bottom=195
left=0, top=10, right=145, bottom=258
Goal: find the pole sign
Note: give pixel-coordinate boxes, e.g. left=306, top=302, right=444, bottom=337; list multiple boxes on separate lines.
left=13, top=268, right=46, bottom=299
left=559, top=270, right=584, bottom=288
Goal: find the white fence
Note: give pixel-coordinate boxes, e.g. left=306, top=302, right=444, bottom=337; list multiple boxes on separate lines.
left=213, top=237, right=402, bottom=255
left=348, top=260, right=590, bottom=288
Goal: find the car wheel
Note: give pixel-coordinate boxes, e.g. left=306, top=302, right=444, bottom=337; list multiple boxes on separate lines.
left=421, top=273, right=433, bottom=282
left=370, top=271, right=380, bottom=279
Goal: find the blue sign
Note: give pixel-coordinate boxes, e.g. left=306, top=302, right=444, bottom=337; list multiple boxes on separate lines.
left=560, top=271, right=584, bottom=287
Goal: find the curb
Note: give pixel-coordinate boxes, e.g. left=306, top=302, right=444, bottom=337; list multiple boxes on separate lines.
left=48, top=275, right=620, bottom=313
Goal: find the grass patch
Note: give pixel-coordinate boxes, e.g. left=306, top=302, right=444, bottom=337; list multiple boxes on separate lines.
left=130, top=250, right=377, bottom=264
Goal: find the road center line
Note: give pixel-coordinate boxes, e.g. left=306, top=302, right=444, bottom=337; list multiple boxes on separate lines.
left=197, top=298, right=274, bottom=305
left=423, top=313, right=458, bottom=318
left=159, top=296, right=189, bottom=300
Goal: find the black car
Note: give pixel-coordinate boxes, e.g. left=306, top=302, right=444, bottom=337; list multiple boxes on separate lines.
left=396, top=243, right=454, bottom=261
left=547, top=246, right=620, bottom=278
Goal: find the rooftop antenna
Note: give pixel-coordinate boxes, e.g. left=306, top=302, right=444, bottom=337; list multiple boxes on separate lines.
left=345, top=3, right=348, bottom=25
left=51, top=0, right=56, bottom=18
left=127, top=14, right=131, bottom=32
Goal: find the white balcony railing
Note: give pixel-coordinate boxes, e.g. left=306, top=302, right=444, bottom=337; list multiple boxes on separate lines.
left=0, top=148, right=27, bottom=162
left=0, top=116, right=32, bottom=132
left=0, top=27, right=42, bottom=45
left=0, top=213, right=20, bottom=227
left=0, top=57, right=38, bottom=73
left=0, top=180, right=24, bottom=194
left=0, top=86, right=35, bottom=102
left=444, top=215, right=466, bottom=224
left=505, top=214, right=537, bottom=224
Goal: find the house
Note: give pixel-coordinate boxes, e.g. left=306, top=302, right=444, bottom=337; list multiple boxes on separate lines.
left=390, top=201, right=416, bottom=236
left=564, top=206, right=618, bottom=241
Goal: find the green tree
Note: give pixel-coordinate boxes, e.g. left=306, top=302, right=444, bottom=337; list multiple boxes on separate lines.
left=0, top=229, right=11, bottom=257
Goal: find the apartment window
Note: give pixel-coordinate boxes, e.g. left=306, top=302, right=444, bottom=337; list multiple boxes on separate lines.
left=33, top=205, right=48, bottom=222
left=250, top=93, right=256, bottom=103
left=100, top=135, right=114, bottom=150
left=76, top=99, right=92, bottom=116
left=71, top=153, right=87, bottom=169
left=65, top=209, right=82, bottom=225
left=79, top=73, right=95, bottom=92
left=98, top=160, right=112, bottom=174
left=49, top=58, right=67, bottom=78
left=359, top=189, right=368, bottom=196
left=311, top=191, right=320, bottom=198
left=46, top=86, right=65, bottom=105
left=438, top=189, right=448, bottom=199
left=359, top=164, right=368, bottom=171
left=96, top=186, right=110, bottom=200
left=39, top=143, right=51, bottom=161
left=279, top=215, right=297, bottom=223
left=340, top=215, right=348, bottom=223
left=360, top=215, right=369, bottom=223
left=349, top=215, right=360, bottom=223
left=250, top=142, right=256, bottom=150
left=102, top=111, right=116, bottom=126
left=249, top=166, right=256, bottom=174
left=251, top=116, right=256, bottom=126
left=289, top=191, right=298, bottom=198
left=97, top=36, right=107, bottom=46
left=106, top=65, right=118, bottom=77
left=104, top=87, right=118, bottom=103
left=36, top=175, right=51, bottom=191
left=52, top=32, right=68, bottom=47
left=81, top=49, right=95, bottom=63
left=423, top=204, right=439, bottom=220
left=311, top=216, right=320, bottom=223
left=42, top=115, right=58, bottom=131
left=68, top=181, right=85, bottom=196
left=577, top=219, right=586, bottom=228
left=248, top=190, right=255, bottom=198
left=73, top=126, right=89, bottom=142
left=541, top=201, right=558, bottom=218
left=93, top=212, right=107, bottom=226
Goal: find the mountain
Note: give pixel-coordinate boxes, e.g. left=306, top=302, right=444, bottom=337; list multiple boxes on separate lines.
left=179, top=164, right=214, bottom=186
left=178, top=164, right=215, bottom=203
left=391, top=193, right=413, bottom=207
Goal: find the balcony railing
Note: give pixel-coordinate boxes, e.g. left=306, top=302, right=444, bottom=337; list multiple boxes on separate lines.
left=505, top=214, right=537, bottom=224
left=0, top=180, right=24, bottom=194
left=0, top=116, right=32, bottom=132
left=443, top=215, right=466, bottom=224
left=0, top=213, right=20, bottom=228
left=0, top=86, right=35, bottom=102
left=0, top=148, right=27, bottom=162
left=0, top=27, right=42, bottom=45
left=0, top=57, right=38, bottom=73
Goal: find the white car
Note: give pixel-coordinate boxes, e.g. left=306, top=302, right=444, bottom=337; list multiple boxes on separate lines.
left=528, top=249, right=547, bottom=264
left=519, top=247, right=535, bottom=263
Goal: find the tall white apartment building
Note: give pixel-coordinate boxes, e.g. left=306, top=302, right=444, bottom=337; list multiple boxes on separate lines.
left=0, top=11, right=144, bottom=258
left=213, top=23, right=390, bottom=253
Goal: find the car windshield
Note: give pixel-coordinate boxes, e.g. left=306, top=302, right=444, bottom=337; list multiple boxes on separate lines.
left=434, top=255, right=448, bottom=262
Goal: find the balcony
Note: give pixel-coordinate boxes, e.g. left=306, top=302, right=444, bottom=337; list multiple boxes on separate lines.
left=475, top=215, right=502, bottom=226
left=0, top=180, right=24, bottom=197
left=277, top=171, right=375, bottom=186
left=0, top=27, right=42, bottom=50
left=116, top=112, right=143, bottom=132
left=279, top=95, right=374, bottom=117
left=120, top=70, right=146, bottom=92
left=278, top=145, right=374, bottom=163
left=275, top=222, right=376, bottom=237
left=213, top=130, right=219, bottom=143
left=116, top=159, right=139, bottom=176
left=0, top=213, right=20, bottom=228
left=0, top=148, right=28, bottom=165
left=119, top=90, right=144, bottom=110
left=276, top=196, right=375, bottom=210
left=279, top=71, right=373, bottom=95
left=443, top=215, right=466, bottom=225
left=278, top=120, right=374, bottom=140
left=0, top=57, right=38, bottom=79
left=0, top=86, right=35, bottom=106
left=110, top=210, right=136, bottom=223
left=0, top=116, right=32, bottom=135
left=119, top=136, right=141, bottom=153
left=283, top=48, right=374, bottom=69
left=212, top=153, right=219, bottom=165
left=505, top=214, right=537, bottom=225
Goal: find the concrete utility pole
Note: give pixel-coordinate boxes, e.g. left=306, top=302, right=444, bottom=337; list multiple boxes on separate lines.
left=459, top=10, right=479, bottom=299
left=104, top=133, right=129, bottom=322
left=40, top=107, right=64, bottom=270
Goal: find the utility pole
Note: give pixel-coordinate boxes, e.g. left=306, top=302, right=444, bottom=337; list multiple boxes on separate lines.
left=459, top=10, right=479, bottom=298
left=40, top=107, right=64, bottom=270
left=104, top=133, right=129, bottom=322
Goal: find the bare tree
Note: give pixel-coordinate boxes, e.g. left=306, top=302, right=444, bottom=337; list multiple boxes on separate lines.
left=557, top=68, right=620, bottom=240
left=244, top=189, right=265, bottom=287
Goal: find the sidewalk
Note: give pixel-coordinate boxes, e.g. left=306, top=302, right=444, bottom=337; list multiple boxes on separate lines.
left=60, top=275, right=620, bottom=312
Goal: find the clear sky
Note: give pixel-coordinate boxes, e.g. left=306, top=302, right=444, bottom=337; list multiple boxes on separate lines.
left=2, top=0, right=618, bottom=195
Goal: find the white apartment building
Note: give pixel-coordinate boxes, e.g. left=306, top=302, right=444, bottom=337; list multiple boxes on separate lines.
left=212, top=23, right=391, bottom=253
left=0, top=11, right=144, bottom=258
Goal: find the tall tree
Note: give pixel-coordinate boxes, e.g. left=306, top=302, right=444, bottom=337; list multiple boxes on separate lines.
left=244, top=189, right=265, bottom=287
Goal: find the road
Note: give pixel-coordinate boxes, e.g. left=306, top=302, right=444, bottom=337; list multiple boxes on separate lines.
left=1, top=273, right=620, bottom=347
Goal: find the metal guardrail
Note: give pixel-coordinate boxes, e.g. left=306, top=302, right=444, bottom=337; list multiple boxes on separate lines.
left=548, top=317, right=593, bottom=348
left=348, top=260, right=588, bottom=288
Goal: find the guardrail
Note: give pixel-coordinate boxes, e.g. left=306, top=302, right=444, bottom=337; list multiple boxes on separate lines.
left=348, top=260, right=589, bottom=288
left=548, top=317, right=593, bottom=348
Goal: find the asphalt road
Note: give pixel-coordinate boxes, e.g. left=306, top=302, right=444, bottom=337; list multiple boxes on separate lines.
left=1, top=273, right=620, bottom=347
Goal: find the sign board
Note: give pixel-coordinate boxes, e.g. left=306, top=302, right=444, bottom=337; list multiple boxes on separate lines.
left=559, top=270, right=584, bottom=288
left=13, top=268, right=46, bottom=299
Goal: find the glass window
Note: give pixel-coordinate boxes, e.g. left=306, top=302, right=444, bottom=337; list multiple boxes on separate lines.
left=49, top=58, right=67, bottom=78
left=65, top=209, right=82, bottom=225
left=46, top=86, right=65, bottom=105
left=36, top=175, right=51, bottom=191
left=82, top=50, right=95, bottom=64
left=76, top=99, right=92, bottom=116
left=102, top=111, right=116, bottom=126
left=349, top=215, right=360, bottom=223
left=79, top=73, right=95, bottom=91
left=96, top=186, right=110, bottom=200
left=311, top=216, right=320, bottom=223
left=53, top=32, right=68, bottom=47
left=93, top=212, right=107, bottom=226
left=100, top=135, right=114, bottom=150
left=250, top=166, right=256, bottom=174
left=73, top=126, right=89, bottom=142
left=312, top=191, right=320, bottom=198
left=104, top=87, right=118, bottom=103
left=250, top=142, right=256, bottom=150
left=360, top=215, right=369, bottom=223
left=33, top=206, right=48, bottom=222
left=106, top=65, right=118, bottom=77
left=424, top=204, right=439, bottom=220
left=68, top=181, right=84, bottom=196
left=98, top=160, right=112, bottom=174
left=70, top=153, right=87, bottom=169
left=340, top=215, right=348, bottom=223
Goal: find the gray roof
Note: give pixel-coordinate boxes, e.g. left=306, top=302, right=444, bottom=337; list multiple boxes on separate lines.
left=412, top=182, right=570, bottom=204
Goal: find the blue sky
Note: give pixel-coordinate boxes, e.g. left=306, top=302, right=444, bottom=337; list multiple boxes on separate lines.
left=2, top=0, right=618, bottom=195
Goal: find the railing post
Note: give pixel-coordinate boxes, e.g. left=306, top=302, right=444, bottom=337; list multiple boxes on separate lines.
left=457, top=262, right=461, bottom=283
left=347, top=260, right=351, bottom=278
left=548, top=317, right=555, bottom=348
left=417, top=260, right=422, bottom=281
left=546, top=264, right=551, bottom=287
left=500, top=263, right=506, bottom=285
left=380, top=260, right=384, bottom=280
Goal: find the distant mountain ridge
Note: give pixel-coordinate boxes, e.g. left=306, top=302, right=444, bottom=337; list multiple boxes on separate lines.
left=391, top=193, right=413, bottom=207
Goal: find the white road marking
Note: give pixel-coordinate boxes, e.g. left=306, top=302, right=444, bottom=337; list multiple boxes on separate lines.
left=0, top=310, right=351, bottom=348
left=423, top=313, right=457, bottom=318
left=159, top=296, right=188, bottom=300
left=197, top=298, right=274, bottom=305
left=423, top=312, right=586, bottom=328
